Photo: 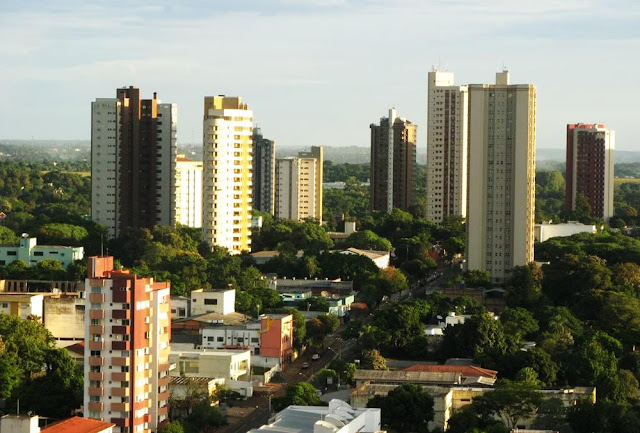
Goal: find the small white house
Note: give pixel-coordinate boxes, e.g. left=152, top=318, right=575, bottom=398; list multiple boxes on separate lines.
left=0, top=235, right=84, bottom=268
left=191, top=288, right=235, bottom=316
left=534, top=221, right=597, bottom=243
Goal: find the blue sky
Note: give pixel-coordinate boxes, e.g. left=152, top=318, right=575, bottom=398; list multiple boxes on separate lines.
left=1, top=0, right=639, bottom=152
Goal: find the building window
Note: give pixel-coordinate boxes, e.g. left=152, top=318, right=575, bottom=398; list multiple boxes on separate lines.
left=204, top=299, right=218, bottom=305
left=34, top=251, right=44, bottom=257
left=217, top=337, right=224, bottom=342
left=6, top=251, right=16, bottom=256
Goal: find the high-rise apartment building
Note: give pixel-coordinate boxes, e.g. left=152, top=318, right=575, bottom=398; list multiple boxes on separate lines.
left=565, top=124, right=615, bottom=221
left=175, top=154, right=203, bottom=228
left=426, top=69, right=469, bottom=222
left=252, top=128, right=276, bottom=215
left=466, top=71, right=536, bottom=283
left=274, top=147, right=323, bottom=222
left=84, top=256, right=171, bottom=433
left=91, top=87, right=177, bottom=238
left=202, top=96, right=253, bottom=253
left=370, top=108, right=417, bottom=212
left=297, top=146, right=324, bottom=221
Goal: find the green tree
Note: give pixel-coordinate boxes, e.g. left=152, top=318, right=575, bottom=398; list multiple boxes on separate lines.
left=463, top=269, right=491, bottom=288
left=272, top=382, right=322, bottom=412
left=344, top=230, right=392, bottom=251
left=500, top=307, right=539, bottom=340
left=11, top=348, right=83, bottom=418
left=379, top=266, right=409, bottom=294
left=441, top=312, right=509, bottom=361
left=359, top=349, right=387, bottom=370
left=0, top=226, right=19, bottom=245
left=328, top=360, right=357, bottom=386
left=367, top=383, right=434, bottom=433
left=542, top=254, right=612, bottom=305
left=505, top=263, right=544, bottom=308
left=182, top=399, right=227, bottom=432
left=37, top=223, right=89, bottom=246
left=472, top=380, right=543, bottom=430
left=158, top=421, right=185, bottom=433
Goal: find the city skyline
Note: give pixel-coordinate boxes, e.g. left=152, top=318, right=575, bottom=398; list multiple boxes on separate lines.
left=1, top=1, right=638, bottom=150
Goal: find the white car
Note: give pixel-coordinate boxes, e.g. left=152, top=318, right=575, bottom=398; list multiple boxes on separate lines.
left=311, top=353, right=320, bottom=361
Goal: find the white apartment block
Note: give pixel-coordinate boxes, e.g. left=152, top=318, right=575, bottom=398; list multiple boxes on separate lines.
left=202, top=96, right=253, bottom=254
left=175, top=155, right=203, bottom=228
left=91, top=98, right=119, bottom=238
left=157, top=103, right=178, bottom=227
left=275, top=147, right=323, bottom=222
left=426, top=69, right=469, bottom=223
left=466, top=71, right=536, bottom=283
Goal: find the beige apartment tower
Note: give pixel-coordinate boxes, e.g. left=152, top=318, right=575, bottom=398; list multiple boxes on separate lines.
left=275, top=147, right=323, bottom=222
left=426, top=69, right=469, bottom=222
left=202, top=96, right=253, bottom=253
left=465, top=71, right=536, bottom=283
left=175, top=154, right=203, bottom=228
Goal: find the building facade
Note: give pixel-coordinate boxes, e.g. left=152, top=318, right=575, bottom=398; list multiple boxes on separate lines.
left=426, top=69, right=469, bottom=223
left=0, top=236, right=83, bottom=268
left=466, top=71, right=536, bottom=283
left=370, top=108, right=417, bottom=211
left=91, top=87, right=177, bottom=238
left=175, top=154, right=203, bottom=228
left=565, top=123, right=615, bottom=221
left=252, top=128, right=276, bottom=215
left=275, top=147, right=323, bottom=221
left=202, top=96, right=253, bottom=254
left=84, top=256, right=171, bottom=433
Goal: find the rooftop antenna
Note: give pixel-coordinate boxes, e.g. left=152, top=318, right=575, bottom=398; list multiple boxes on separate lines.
left=100, top=234, right=104, bottom=257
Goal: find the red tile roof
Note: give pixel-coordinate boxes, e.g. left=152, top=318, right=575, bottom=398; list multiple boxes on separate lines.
left=403, top=364, right=498, bottom=379
left=65, top=342, right=85, bottom=356
left=41, top=417, right=114, bottom=433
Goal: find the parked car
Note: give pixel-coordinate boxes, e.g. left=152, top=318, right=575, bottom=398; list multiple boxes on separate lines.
left=312, top=353, right=320, bottom=361
left=302, top=362, right=310, bottom=369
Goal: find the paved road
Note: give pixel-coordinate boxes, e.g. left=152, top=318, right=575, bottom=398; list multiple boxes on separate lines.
left=216, top=332, right=357, bottom=433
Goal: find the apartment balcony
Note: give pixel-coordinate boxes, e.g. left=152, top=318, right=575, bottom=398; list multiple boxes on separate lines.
left=89, top=293, right=105, bottom=303
left=110, top=402, right=130, bottom=412
left=111, top=372, right=129, bottom=381
left=89, top=309, right=105, bottom=320
left=112, top=387, right=130, bottom=397
left=89, top=325, right=104, bottom=334
left=87, top=402, right=103, bottom=412
left=158, top=376, right=171, bottom=387
left=88, top=341, right=104, bottom=351
left=112, top=309, right=130, bottom=319
left=89, top=357, right=105, bottom=366
left=88, top=387, right=104, bottom=397
left=112, top=341, right=131, bottom=351
left=88, top=371, right=104, bottom=381
left=158, top=390, right=170, bottom=401
left=112, top=357, right=130, bottom=367
left=111, top=325, right=130, bottom=335
left=111, top=418, right=129, bottom=428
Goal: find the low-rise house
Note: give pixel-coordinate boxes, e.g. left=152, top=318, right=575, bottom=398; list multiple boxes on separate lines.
left=339, top=247, right=390, bottom=269
left=0, top=235, right=83, bottom=268
left=0, top=292, right=43, bottom=320
left=247, top=399, right=381, bottom=433
left=535, top=221, right=597, bottom=243
left=170, top=295, right=190, bottom=319
left=190, top=288, right=235, bottom=316
left=44, top=293, right=85, bottom=346
left=351, top=384, right=595, bottom=432
left=169, top=349, right=252, bottom=397
left=0, top=414, right=114, bottom=433
left=173, top=311, right=294, bottom=369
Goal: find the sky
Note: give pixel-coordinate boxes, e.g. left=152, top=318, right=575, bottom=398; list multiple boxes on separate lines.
left=1, top=0, right=639, bottom=152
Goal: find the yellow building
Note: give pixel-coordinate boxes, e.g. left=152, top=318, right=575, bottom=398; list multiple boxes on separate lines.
left=202, top=96, right=253, bottom=253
